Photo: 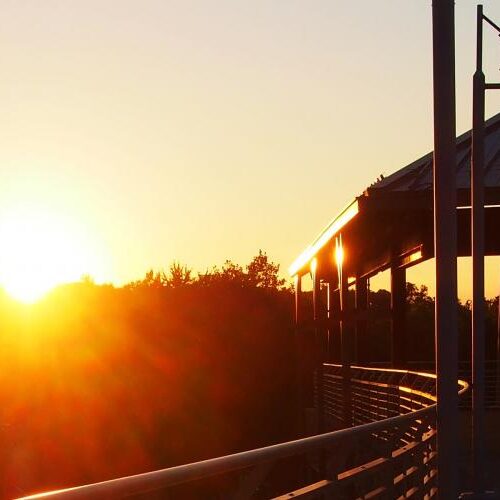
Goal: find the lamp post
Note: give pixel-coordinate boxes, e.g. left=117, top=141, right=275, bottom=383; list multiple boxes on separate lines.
left=471, top=5, right=500, bottom=496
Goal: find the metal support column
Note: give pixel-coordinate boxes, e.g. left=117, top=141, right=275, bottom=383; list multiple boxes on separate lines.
left=497, top=289, right=500, bottom=408
left=312, top=261, right=325, bottom=437
left=337, top=237, right=352, bottom=427
left=432, top=1, right=458, bottom=497
left=312, top=262, right=326, bottom=478
left=326, top=281, right=332, bottom=362
left=355, top=276, right=368, bottom=364
left=329, top=280, right=341, bottom=364
left=472, top=5, right=486, bottom=492
left=295, top=274, right=302, bottom=325
left=391, top=266, right=407, bottom=368
left=294, top=274, right=305, bottom=436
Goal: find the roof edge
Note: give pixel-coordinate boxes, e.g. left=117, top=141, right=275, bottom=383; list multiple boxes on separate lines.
left=288, top=199, right=359, bottom=276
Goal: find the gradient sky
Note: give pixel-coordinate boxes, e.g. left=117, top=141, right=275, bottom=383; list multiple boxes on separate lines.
left=1, top=1, right=500, bottom=297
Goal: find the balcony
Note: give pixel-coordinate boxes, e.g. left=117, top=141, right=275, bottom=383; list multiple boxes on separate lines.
left=19, top=365, right=468, bottom=499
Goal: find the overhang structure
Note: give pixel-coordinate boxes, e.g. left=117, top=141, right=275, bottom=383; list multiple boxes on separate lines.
left=290, top=112, right=500, bottom=283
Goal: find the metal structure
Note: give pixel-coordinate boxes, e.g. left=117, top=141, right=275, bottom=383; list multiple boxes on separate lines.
left=17, top=367, right=468, bottom=500
left=431, top=2, right=459, bottom=495
left=471, top=5, right=500, bottom=495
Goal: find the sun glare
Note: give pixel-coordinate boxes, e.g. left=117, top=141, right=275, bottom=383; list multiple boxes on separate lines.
left=0, top=207, right=103, bottom=303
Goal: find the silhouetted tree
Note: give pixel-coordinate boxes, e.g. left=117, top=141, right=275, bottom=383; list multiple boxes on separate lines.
left=247, top=250, right=286, bottom=290
left=165, top=262, right=193, bottom=288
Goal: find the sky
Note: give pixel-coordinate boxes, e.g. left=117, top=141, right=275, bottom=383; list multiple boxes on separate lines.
left=1, top=0, right=500, bottom=298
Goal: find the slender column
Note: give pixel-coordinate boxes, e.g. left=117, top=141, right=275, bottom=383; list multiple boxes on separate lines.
left=295, top=274, right=302, bottom=325
left=355, top=276, right=368, bottom=364
left=312, top=261, right=325, bottom=437
left=497, top=289, right=500, bottom=408
left=294, top=274, right=304, bottom=436
left=337, top=237, right=352, bottom=427
left=391, top=266, right=407, bottom=368
left=340, top=270, right=352, bottom=427
left=472, top=5, right=486, bottom=493
left=432, top=1, right=458, bottom=497
left=326, top=281, right=333, bottom=362
left=329, top=282, right=342, bottom=363
left=312, top=262, right=327, bottom=478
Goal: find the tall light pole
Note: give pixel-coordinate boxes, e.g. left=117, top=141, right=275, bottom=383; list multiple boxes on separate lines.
left=431, top=1, right=458, bottom=497
left=471, top=5, right=500, bottom=495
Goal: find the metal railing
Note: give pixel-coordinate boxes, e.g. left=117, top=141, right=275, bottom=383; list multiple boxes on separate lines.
left=17, top=366, right=468, bottom=500
left=363, top=360, right=500, bottom=409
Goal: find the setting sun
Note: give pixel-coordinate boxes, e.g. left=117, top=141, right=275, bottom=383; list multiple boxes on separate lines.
left=0, top=206, right=104, bottom=303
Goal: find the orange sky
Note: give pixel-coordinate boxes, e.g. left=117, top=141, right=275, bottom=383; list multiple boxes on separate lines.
left=1, top=1, right=499, bottom=299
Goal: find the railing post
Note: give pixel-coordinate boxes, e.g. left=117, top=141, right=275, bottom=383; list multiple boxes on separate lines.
left=431, top=0, right=459, bottom=497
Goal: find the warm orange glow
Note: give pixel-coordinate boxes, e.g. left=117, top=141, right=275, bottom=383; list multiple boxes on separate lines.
left=335, top=241, right=344, bottom=268
left=310, top=258, right=317, bottom=275
left=408, top=249, right=422, bottom=264
left=0, top=206, right=104, bottom=303
left=289, top=200, right=358, bottom=276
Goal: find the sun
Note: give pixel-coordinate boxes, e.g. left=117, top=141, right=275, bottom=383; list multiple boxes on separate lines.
left=0, top=206, right=102, bottom=303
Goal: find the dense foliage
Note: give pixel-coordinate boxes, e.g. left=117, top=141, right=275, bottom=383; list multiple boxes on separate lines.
left=0, top=252, right=294, bottom=498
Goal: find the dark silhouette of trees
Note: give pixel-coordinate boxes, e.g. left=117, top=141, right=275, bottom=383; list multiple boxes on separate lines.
left=247, top=250, right=286, bottom=290
left=0, top=251, right=294, bottom=499
left=128, top=250, right=286, bottom=291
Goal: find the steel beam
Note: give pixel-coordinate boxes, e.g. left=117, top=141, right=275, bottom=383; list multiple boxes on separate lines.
left=431, top=1, right=459, bottom=497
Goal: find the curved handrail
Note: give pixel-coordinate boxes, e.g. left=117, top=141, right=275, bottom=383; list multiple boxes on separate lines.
left=17, top=368, right=469, bottom=500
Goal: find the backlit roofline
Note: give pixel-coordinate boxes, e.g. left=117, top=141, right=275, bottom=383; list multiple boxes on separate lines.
left=288, top=199, right=359, bottom=277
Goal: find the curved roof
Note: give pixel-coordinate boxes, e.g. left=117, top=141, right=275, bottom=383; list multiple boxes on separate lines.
left=290, top=112, right=500, bottom=277
left=368, top=112, right=500, bottom=194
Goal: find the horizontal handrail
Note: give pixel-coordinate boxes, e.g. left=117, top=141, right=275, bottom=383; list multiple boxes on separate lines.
left=16, top=408, right=434, bottom=499
left=17, top=368, right=469, bottom=500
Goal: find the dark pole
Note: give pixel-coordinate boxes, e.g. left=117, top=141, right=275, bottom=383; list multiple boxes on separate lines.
left=432, top=1, right=458, bottom=498
left=390, top=266, right=406, bottom=368
left=294, top=274, right=305, bottom=437
left=337, top=236, right=352, bottom=427
left=355, top=276, right=368, bottom=364
left=326, top=278, right=338, bottom=362
left=295, top=274, right=302, bottom=325
left=312, top=261, right=326, bottom=476
left=472, top=4, right=486, bottom=494
left=312, top=262, right=325, bottom=427
left=496, top=293, right=500, bottom=412
left=497, top=288, right=500, bottom=408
